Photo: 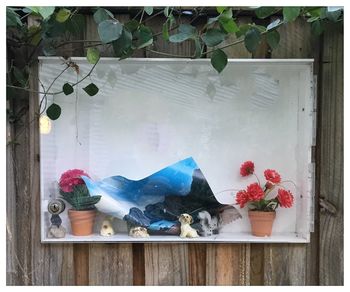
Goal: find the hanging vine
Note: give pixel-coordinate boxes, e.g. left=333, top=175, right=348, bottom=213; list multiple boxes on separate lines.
left=6, top=6, right=343, bottom=124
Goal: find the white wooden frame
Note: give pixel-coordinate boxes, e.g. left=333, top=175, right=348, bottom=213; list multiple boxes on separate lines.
left=39, top=58, right=315, bottom=243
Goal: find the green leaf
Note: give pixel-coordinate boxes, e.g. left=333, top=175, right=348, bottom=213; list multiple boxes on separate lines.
left=326, top=9, right=342, bottom=22
left=207, top=16, right=219, bottom=25
left=56, top=8, right=71, bottom=23
left=236, top=24, right=251, bottom=38
left=219, top=17, right=239, bottom=33
left=307, top=16, right=320, bottom=23
left=93, top=8, right=114, bottom=24
left=255, top=7, right=276, bottom=19
left=201, top=29, right=225, bottom=47
left=169, top=33, right=190, bottom=43
left=255, top=25, right=267, bottom=33
left=28, top=25, right=42, bottom=45
left=28, top=6, right=55, bottom=19
left=86, top=47, right=100, bottom=64
left=162, top=21, right=169, bottom=41
left=144, top=7, right=153, bottom=15
left=124, top=19, right=139, bottom=33
left=267, top=18, right=281, bottom=30
left=63, top=83, right=74, bottom=95
left=68, top=14, right=85, bottom=36
left=118, top=47, right=134, bottom=60
left=179, top=24, right=196, bottom=34
left=112, top=28, right=132, bottom=57
left=283, top=7, right=300, bottom=22
left=311, top=20, right=324, bottom=36
left=221, top=8, right=233, bottom=19
left=133, top=25, right=153, bottom=49
left=83, top=83, right=99, bottom=96
left=266, top=30, right=280, bottom=49
left=38, top=7, right=55, bottom=19
left=211, top=49, right=228, bottom=73
left=6, top=8, right=22, bottom=27
left=164, top=7, right=169, bottom=17
left=216, top=7, right=226, bottom=14
left=46, top=103, right=61, bottom=120
left=244, top=28, right=261, bottom=53
left=169, top=24, right=196, bottom=43
left=98, top=19, right=123, bottom=43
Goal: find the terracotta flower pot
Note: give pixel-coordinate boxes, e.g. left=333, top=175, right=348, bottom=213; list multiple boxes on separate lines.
left=248, top=210, right=276, bottom=237
left=68, top=209, right=97, bottom=236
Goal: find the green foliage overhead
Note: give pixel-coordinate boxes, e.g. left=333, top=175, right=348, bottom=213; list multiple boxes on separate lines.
left=46, top=103, right=61, bottom=120
left=5, top=6, right=344, bottom=125
left=60, top=184, right=101, bottom=211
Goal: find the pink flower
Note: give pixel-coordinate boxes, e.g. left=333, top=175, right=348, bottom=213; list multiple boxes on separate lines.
left=264, top=169, right=281, bottom=184
left=59, top=169, right=90, bottom=193
left=240, top=161, right=255, bottom=177
left=246, top=183, right=265, bottom=201
left=236, top=190, right=249, bottom=208
left=277, top=189, right=294, bottom=208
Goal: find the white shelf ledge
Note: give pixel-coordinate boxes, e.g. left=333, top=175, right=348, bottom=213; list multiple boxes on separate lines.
left=42, top=232, right=309, bottom=243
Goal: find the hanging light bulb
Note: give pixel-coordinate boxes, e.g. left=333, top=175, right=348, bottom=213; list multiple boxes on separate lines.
left=40, top=115, right=52, bottom=134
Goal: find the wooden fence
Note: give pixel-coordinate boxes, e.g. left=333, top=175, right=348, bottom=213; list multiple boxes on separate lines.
left=6, top=11, right=343, bottom=285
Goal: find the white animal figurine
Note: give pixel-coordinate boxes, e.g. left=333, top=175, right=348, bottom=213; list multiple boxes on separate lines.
left=129, top=226, right=150, bottom=238
left=47, top=225, right=66, bottom=238
left=179, top=213, right=199, bottom=238
left=100, top=218, right=115, bottom=236
left=197, top=211, right=219, bottom=237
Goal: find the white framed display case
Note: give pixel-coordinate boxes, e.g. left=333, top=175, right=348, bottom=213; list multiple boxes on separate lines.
left=39, top=57, right=315, bottom=243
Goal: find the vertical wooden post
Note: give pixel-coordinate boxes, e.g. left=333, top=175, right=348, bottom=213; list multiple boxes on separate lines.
left=318, top=22, right=343, bottom=285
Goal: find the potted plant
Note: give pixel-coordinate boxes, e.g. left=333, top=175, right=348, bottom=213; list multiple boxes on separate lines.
left=59, top=169, right=101, bottom=236
left=235, top=161, right=295, bottom=237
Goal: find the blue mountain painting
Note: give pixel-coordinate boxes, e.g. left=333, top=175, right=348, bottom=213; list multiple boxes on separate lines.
left=82, top=157, right=237, bottom=235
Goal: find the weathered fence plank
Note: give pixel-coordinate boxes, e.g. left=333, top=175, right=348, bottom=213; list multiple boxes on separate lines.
left=144, top=243, right=189, bottom=285
left=89, top=244, right=133, bottom=285
left=318, top=22, right=343, bottom=286
left=206, top=244, right=250, bottom=285
left=258, top=18, right=315, bottom=286
left=205, top=15, right=252, bottom=286
left=83, top=14, right=135, bottom=286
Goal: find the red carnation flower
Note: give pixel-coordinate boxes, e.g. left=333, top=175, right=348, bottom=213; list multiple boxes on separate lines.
left=59, top=169, right=90, bottom=193
left=264, top=169, right=281, bottom=184
left=246, top=183, right=265, bottom=201
left=240, top=161, right=255, bottom=177
left=236, top=190, right=249, bottom=208
left=277, top=189, right=294, bottom=208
